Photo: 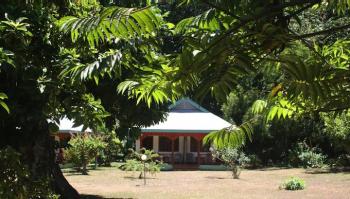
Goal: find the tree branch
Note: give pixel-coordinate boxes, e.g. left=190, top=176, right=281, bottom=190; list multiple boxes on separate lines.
left=284, top=3, right=315, bottom=20
left=200, top=0, right=241, bottom=20
left=295, top=24, right=350, bottom=39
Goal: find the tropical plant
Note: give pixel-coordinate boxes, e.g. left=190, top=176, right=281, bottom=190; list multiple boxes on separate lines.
left=120, top=148, right=163, bottom=178
left=0, top=92, right=9, bottom=113
left=210, top=147, right=249, bottom=179
left=280, top=177, right=306, bottom=191
left=64, top=134, right=106, bottom=174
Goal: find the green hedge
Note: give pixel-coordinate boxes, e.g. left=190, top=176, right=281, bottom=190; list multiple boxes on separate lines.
left=199, top=164, right=228, bottom=171
left=161, top=163, right=173, bottom=171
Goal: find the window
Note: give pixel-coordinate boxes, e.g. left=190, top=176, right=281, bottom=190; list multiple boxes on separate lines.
left=142, top=136, right=153, bottom=150
left=190, top=137, right=208, bottom=152
left=159, top=136, right=179, bottom=152
left=190, top=137, right=198, bottom=152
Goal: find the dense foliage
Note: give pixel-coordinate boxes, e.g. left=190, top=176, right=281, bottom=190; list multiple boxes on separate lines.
left=99, top=131, right=123, bottom=166
left=288, top=142, right=326, bottom=168
left=0, top=147, right=59, bottom=199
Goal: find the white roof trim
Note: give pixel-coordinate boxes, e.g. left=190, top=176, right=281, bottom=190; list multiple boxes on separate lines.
left=58, top=117, right=92, bottom=133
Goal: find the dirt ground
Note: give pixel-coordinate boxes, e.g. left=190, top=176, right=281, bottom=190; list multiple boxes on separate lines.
left=64, top=166, right=350, bottom=199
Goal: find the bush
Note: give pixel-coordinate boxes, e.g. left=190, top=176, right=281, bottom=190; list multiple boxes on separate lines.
left=246, top=154, right=262, bottom=168
left=211, top=147, right=250, bottom=179
left=288, top=142, right=326, bottom=168
left=64, top=134, right=106, bottom=174
left=280, top=177, right=306, bottom=190
left=98, top=131, right=122, bottom=166
left=0, top=147, right=59, bottom=199
left=329, top=154, right=350, bottom=167
left=298, top=150, right=326, bottom=168
left=120, top=148, right=163, bottom=178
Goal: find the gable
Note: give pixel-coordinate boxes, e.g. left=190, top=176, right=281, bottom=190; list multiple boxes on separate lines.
left=169, top=98, right=208, bottom=113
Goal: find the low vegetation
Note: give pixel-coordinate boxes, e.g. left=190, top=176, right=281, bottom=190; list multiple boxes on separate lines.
left=120, top=148, right=163, bottom=179
left=280, top=177, right=306, bottom=191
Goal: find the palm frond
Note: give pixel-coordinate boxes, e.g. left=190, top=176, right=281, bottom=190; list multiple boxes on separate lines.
left=59, top=49, right=123, bottom=82
left=0, top=92, right=9, bottom=113
left=175, top=9, right=221, bottom=34
left=203, top=122, right=253, bottom=149
left=57, top=6, right=162, bottom=47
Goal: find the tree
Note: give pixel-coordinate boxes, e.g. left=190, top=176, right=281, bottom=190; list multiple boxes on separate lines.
left=211, top=147, right=249, bottom=179
left=0, top=0, right=168, bottom=197
left=64, top=134, right=106, bottom=175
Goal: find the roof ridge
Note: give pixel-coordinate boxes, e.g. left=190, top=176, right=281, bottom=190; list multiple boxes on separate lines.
left=169, top=98, right=209, bottom=112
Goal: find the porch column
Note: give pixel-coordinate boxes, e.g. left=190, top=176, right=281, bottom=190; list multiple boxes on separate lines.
left=171, top=138, right=175, bottom=165
left=197, top=139, right=201, bottom=166
left=135, top=138, right=140, bottom=151
left=179, top=136, right=184, bottom=153
left=140, top=135, right=144, bottom=149
left=153, top=136, right=159, bottom=152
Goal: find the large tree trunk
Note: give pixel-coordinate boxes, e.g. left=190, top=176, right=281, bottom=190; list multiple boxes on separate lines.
left=52, top=163, right=80, bottom=199
left=32, top=120, right=80, bottom=199
left=1, top=119, right=80, bottom=199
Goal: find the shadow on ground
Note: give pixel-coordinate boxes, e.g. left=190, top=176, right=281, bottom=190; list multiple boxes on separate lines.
left=205, top=176, right=230, bottom=179
left=305, top=167, right=350, bottom=174
left=80, top=194, right=134, bottom=199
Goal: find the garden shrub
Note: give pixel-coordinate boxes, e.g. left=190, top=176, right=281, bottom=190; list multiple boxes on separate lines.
left=64, top=134, right=106, bottom=174
left=120, top=148, right=163, bottom=178
left=298, top=150, right=326, bottom=168
left=98, top=131, right=122, bottom=166
left=210, top=147, right=250, bottom=179
left=280, top=177, right=306, bottom=190
left=0, top=147, right=59, bottom=199
left=198, top=164, right=228, bottom=171
left=288, top=142, right=326, bottom=168
left=246, top=154, right=262, bottom=168
left=329, top=154, right=350, bottom=168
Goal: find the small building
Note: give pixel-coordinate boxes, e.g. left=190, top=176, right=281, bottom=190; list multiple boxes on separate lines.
left=136, top=98, right=233, bottom=168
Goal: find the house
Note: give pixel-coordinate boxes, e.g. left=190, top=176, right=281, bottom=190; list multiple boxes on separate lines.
left=52, top=117, right=93, bottom=163
left=53, top=117, right=92, bottom=143
left=136, top=98, right=233, bottom=167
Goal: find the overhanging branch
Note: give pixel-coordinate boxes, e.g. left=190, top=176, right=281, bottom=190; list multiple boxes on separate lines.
left=295, top=24, right=350, bottom=39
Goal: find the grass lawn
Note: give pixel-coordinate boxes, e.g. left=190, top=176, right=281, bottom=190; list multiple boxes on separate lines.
left=64, top=164, right=350, bottom=199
